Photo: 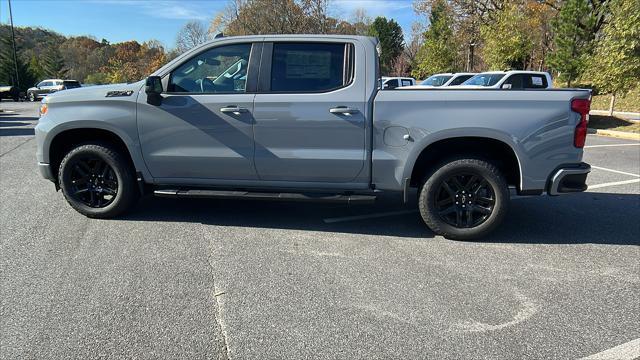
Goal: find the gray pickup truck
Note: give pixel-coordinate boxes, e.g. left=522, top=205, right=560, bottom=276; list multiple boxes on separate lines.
left=35, top=35, right=591, bottom=239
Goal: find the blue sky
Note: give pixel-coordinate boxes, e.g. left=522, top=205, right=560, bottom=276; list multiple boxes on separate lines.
left=0, top=0, right=417, bottom=49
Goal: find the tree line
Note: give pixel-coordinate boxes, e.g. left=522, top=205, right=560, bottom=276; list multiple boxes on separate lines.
left=1, top=0, right=638, bottom=102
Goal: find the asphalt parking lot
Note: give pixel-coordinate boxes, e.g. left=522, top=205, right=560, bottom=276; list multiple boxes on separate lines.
left=1, top=101, right=638, bottom=359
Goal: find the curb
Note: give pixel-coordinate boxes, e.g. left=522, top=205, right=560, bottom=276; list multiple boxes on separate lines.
left=588, top=128, right=640, bottom=141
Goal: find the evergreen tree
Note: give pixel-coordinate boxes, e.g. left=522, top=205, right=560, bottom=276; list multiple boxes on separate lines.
left=587, top=0, right=640, bottom=114
left=412, top=0, right=458, bottom=79
left=547, top=0, right=597, bottom=86
left=0, top=35, right=36, bottom=92
left=367, top=17, right=404, bottom=74
left=42, top=46, right=67, bottom=78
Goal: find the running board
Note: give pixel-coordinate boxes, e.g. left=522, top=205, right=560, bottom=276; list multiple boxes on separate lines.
left=154, top=189, right=376, bottom=204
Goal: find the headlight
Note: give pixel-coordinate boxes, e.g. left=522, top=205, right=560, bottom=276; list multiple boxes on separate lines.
left=39, top=102, right=48, bottom=117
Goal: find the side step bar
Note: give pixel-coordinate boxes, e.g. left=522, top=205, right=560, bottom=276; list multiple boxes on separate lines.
left=154, top=189, right=376, bottom=204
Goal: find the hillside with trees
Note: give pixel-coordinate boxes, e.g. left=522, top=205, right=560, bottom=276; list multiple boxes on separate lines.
left=1, top=0, right=638, bottom=112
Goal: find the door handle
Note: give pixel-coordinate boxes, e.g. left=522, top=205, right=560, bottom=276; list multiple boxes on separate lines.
left=220, top=106, right=249, bottom=114
left=329, top=106, right=359, bottom=115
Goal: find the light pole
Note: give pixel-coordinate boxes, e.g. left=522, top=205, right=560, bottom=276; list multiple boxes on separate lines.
left=7, top=0, right=20, bottom=90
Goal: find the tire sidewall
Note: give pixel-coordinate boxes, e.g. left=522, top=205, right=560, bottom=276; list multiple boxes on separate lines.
left=419, top=158, right=509, bottom=240
left=59, top=144, right=135, bottom=218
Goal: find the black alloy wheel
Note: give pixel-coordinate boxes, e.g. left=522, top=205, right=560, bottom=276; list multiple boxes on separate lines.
left=68, top=157, right=119, bottom=208
left=434, top=173, right=496, bottom=228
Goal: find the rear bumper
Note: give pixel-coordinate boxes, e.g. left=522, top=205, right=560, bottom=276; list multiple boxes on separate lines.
left=547, top=162, right=590, bottom=196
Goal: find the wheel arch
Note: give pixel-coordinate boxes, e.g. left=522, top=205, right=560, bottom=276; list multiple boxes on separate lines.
left=47, top=126, right=147, bottom=183
left=407, top=135, right=523, bottom=191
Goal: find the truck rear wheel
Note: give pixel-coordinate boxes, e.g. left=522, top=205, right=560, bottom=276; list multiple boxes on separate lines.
left=418, top=158, right=509, bottom=240
left=58, top=142, right=138, bottom=218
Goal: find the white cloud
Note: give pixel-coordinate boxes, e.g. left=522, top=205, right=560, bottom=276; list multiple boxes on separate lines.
left=90, top=0, right=215, bottom=21
left=331, top=0, right=412, bottom=17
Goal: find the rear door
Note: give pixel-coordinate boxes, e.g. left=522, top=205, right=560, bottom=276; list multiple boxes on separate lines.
left=252, top=40, right=366, bottom=183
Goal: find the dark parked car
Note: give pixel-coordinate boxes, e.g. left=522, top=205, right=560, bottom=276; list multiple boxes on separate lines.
left=27, top=79, right=81, bottom=101
left=0, top=84, right=20, bottom=101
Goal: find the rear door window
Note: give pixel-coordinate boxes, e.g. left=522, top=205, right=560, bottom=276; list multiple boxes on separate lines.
left=526, top=75, right=548, bottom=89
left=401, top=79, right=413, bottom=86
left=270, top=43, right=350, bottom=92
left=503, top=74, right=524, bottom=89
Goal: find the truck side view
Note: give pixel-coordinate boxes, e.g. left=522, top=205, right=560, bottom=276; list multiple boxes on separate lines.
left=35, top=35, right=591, bottom=240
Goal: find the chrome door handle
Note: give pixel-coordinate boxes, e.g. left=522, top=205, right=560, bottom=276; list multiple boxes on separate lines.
left=329, top=106, right=359, bottom=114
left=220, top=106, right=249, bottom=114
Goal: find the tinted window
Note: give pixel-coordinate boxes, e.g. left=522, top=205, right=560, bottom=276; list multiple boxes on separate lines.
left=526, top=75, right=548, bottom=89
left=63, top=81, right=81, bottom=89
left=385, top=79, right=399, bottom=89
left=420, top=75, right=452, bottom=86
left=448, top=75, right=473, bottom=86
left=271, top=43, right=347, bottom=92
left=462, top=73, right=505, bottom=86
left=169, top=43, right=251, bottom=93
left=503, top=74, right=524, bottom=89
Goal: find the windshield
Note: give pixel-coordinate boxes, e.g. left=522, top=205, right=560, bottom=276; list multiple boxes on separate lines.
left=420, top=75, right=453, bottom=86
left=462, top=73, right=505, bottom=86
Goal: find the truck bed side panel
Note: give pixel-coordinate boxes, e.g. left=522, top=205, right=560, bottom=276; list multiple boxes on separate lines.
left=372, top=89, right=591, bottom=192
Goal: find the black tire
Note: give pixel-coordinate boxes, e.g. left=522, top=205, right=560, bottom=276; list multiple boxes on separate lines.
left=418, top=157, right=509, bottom=240
left=58, top=142, right=138, bottom=218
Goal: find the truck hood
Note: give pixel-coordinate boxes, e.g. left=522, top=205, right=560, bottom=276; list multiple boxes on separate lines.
left=43, top=81, right=145, bottom=103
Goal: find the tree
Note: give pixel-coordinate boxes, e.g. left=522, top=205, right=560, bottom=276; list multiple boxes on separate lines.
left=546, top=0, right=597, bottom=86
left=176, top=20, right=210, bottom=54
left=412, top=0, right=458, bottom=78
left=367, top=17, right=404, bottom=74
left=480, top=3, right=533, bottom=70
left=42, top=46, right=67, bottom=78
left=0, top=36, right=36, bottom=91
left=587, top=0, right=640, bottom=114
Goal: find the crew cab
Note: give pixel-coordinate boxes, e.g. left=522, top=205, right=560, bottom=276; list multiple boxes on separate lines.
left=35, top=35, right=591, bottom=240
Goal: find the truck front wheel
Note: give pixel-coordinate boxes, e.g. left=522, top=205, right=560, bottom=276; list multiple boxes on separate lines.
left=418, top=158, right=509, bottom=240
left=58, top=142, right=138, bottom=218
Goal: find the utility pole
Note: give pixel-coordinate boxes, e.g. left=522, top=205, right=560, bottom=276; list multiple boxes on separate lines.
left=8, top=0, right=21, bottom=90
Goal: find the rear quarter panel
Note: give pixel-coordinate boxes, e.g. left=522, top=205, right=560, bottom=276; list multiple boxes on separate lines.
left=373, top=88, right=591, bottom=192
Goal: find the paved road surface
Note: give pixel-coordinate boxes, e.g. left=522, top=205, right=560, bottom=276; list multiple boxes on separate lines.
left=1, top=101, right=638, bottom=359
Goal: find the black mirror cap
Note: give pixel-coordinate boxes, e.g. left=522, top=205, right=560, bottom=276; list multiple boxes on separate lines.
left=145, top=76, right=163, bottom=94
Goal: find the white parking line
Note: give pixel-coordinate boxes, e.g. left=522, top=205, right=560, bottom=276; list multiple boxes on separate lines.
left=584, top=143, right=640, bottom=148
left=588, top=179, right=640, bottom=190
left=323, top=210, right=417, bottom=224
left=580, top=337, right=640, bottom=360
left=591, top=165, right=640, bottom=178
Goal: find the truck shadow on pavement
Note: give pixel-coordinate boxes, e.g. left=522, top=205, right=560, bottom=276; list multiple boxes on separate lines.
left=120, top=191, right=639, bottom=245
left=0, top=113, right=38, bottom=136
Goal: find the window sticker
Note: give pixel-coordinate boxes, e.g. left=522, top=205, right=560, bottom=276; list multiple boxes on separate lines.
left=531, top=76, right=543, bottom=86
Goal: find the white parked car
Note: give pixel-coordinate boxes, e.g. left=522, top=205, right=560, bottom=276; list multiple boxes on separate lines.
left=456, top=71, right=553, bottom=89
left=381, top=77, right=416, bottom=89
left=406, top=73, right=477, bottom=88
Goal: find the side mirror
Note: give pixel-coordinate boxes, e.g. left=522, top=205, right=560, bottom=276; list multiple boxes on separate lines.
left=145, top=76, right=163, bottom=105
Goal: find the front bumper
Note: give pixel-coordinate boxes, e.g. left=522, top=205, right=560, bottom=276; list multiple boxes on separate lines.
left=38, top=162, right=55, bottom=181
left=547, top=162, right=590, bottom=196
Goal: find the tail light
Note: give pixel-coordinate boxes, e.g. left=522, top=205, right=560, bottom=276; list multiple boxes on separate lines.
left=571, top=98, right=590, bottom=148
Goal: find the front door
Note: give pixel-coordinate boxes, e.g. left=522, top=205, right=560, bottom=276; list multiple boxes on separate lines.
left=137, top=42, right=258, bottom=180
left=252, top=41, right=366, bottom=183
